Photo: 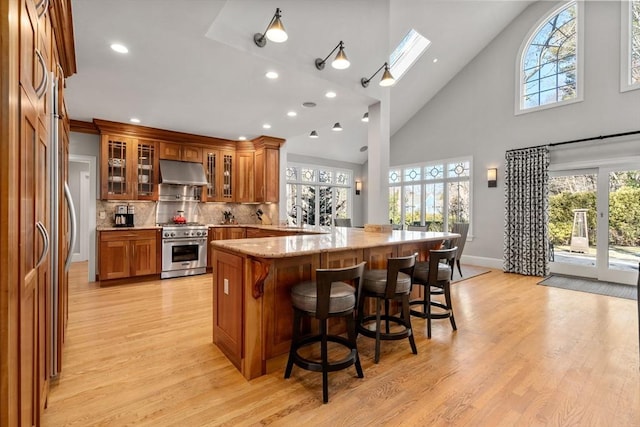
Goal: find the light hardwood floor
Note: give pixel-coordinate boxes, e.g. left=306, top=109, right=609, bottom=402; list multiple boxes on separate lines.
left=43, top=262, right=639, bottom=426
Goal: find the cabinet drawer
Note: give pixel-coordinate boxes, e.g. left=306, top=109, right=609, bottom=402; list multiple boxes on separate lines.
left=100, top=229, right=157, bottom=241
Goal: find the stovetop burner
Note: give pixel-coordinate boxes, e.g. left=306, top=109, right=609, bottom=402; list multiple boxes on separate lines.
left=159, top=222, right=206, bottom=227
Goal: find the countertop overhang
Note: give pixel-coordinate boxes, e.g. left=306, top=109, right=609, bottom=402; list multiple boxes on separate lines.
left=210, top=228, right=460, bottom=258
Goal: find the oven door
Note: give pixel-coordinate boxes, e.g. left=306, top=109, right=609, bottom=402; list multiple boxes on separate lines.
left=162, top=238, right=207, bottom=272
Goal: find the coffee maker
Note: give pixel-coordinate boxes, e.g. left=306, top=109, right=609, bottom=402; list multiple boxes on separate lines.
left=114, top=204, right=135, bottom=227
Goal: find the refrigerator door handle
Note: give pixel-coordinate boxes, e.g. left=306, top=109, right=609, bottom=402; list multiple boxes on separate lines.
left=64, top=182, right=77, bottom=272
left=35, top=221, right=50, bottom=268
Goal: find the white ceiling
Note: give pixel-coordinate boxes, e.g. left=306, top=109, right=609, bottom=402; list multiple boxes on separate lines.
left=66, top=0, right=533, bottom=164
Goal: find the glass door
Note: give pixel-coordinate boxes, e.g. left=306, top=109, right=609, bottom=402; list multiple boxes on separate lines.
left=549, top=166, right=639, bottom=285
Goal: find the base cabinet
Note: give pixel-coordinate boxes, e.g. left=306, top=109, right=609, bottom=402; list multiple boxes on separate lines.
left=99, top=230, right=158, bottom=281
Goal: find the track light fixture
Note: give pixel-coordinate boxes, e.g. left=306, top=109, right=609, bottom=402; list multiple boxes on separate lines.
left=309, top=130, right=319, bottom=138
left=254, top=8, right=288, bottom=47
left=315, top=41, right=350, bottom=70
left=332, top=122, right=343, bottom=131
left=361, top=112, right=369, bottom=122
left=361, top=62, right=395, bottom=88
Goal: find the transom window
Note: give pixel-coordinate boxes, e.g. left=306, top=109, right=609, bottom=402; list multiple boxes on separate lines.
left=622, top=0, right=640, bottom=91
left=389, top=158, right=472, bottom=232
left=286, top=164, right=352, bottom=226
left=517, top=1, right=583, bottom=113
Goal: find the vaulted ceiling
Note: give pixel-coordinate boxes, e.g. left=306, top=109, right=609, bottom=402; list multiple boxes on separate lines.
left=66, top=0, right=533, bottom=164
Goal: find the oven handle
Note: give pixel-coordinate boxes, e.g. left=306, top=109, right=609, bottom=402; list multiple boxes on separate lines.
left=162, top=238, right=207, bottom=245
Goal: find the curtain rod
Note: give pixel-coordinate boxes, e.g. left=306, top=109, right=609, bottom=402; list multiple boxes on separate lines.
left=507, top=129, right=640, bottom=152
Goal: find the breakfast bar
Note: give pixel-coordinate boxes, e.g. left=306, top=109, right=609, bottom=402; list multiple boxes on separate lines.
left=210, top=227, right=459, bottom=380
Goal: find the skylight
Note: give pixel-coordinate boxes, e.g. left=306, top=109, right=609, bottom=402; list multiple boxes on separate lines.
left=389, top=29, right=431, bottom=81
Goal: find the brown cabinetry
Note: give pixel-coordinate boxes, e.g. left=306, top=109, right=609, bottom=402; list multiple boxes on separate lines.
left=100, top=135, right=159, bottom=200
left=212, top=250, right=244, bottom=368
left=207, top=226, right=246, bottom=268
left=254, top=137, right=283, bottom=203
left=203, top=149, right=235, bottom=202
left=235, top=150, right=254, bottom=203
left=99, top=230, right=158, bottom=281
left=159, top=142, right=202, bottom=163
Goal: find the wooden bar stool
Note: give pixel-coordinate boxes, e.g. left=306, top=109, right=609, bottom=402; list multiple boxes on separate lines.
left=356, top=254, right=417, bottom=363
left=411, top=247, right=457, bottom=338
left=284, top=262, right=366, bottom=403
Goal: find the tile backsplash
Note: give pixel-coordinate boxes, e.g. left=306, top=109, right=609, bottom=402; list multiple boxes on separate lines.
left=96, top=200, right=279, bottom=228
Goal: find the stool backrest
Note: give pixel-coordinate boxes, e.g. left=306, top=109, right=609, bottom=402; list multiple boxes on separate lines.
left=315, top=262, right=366, bottom=319
left=428, top=247, right=457, bottom=284
left=384, top=254, right=417, bottom=299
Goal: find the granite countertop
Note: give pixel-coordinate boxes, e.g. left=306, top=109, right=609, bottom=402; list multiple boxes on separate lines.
left=210, top=228, right=460, bottom=258
left=97, top=225, right=161, bottom=231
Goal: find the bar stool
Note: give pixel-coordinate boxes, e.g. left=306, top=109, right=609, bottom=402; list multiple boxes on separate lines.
left=284, top=262, right=366, bottom=403
left=356, top=254, right=417, bottom=363
left=411, top=247, right=457, bottom=338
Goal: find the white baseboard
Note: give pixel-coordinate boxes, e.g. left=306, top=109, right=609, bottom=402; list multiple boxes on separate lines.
left=461, top=255, right=503, bottom=270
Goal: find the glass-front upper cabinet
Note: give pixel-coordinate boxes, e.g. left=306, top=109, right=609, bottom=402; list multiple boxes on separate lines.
left=101, top=135, right=135, bottom=200
left=136, top=140, right=158, bottom=200
left=202, top=149, right=234, bottom=202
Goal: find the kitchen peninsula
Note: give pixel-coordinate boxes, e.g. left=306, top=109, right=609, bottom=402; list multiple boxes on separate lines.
left=210, top=227, right=459, bottom=379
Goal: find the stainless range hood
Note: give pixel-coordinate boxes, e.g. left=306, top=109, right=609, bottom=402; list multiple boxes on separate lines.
left=160, top=159, right=208, bottom=186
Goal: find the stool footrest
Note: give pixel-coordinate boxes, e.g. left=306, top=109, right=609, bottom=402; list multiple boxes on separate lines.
left=409, top=300, right=452, bottom=319
left=357, top=315, right=413, bottom=341
left=290, top=334, right=359, bottom=374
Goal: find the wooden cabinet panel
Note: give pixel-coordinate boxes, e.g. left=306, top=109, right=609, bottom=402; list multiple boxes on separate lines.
left=131, top=238, right=156, bottom=276
left=99, top=240, right=130, bottom=280
left=202, top=149, right=235, bottom=202
left=363, top=246, right=397, bottom=270
left=255, top=147, right=279, bottom=203
left=321, top=249, right=363, bottom=269
left=20, top=0, right=39, bottom=103
left=235, top=151, right=254, bottom=203
left=99, top=230, right=157, bottom=280
left=182, top=145, right=202, bottom=163
left=226, top=227, right=246, bottom=240
left=135, top=140, right=158, bottom=201
left=213, top=251, right=244, bottom=368
left=100, top=135, right=158, bottom=200
left=159, top=142, right=202, bottom=163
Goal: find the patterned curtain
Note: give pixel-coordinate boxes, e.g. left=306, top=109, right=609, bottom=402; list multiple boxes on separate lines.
left=503, top=146, right=549, bottom=276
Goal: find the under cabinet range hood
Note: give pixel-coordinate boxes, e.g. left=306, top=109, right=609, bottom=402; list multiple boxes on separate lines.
left=159, top=159, right=208, bottom=186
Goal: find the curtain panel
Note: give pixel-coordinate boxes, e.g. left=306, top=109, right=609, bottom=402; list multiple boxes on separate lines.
left=503, top=146, right=550, bottom=276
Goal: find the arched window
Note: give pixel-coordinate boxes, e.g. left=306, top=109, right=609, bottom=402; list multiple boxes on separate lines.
left=621, top=0, right=640, bottom=91
left=517, top=1, right=583, bottom=113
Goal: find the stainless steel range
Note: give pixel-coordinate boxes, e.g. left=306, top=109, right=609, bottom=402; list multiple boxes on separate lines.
left=160, top=223, right=208, bottom=279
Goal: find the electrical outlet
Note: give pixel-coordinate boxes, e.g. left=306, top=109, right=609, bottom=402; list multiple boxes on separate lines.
left=223, top=278, right=229, bottom=295
left=99, top=211, right=106, bottom=219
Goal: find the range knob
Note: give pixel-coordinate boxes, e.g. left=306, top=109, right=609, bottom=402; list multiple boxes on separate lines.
left=184, top=231, right=190, bottom=236
left=196, top=231, right=202, bottom=236
left=170, top=232, right=176, bottom=237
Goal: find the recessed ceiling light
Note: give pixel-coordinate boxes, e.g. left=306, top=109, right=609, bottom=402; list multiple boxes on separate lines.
left=265, top=71, right=278, bottom=79
left=129, top=117, right=140, bottom=123
left=287, top=111, right=297, bottom=117
left=238, top=136, right=247, bottom=141
left=325, top=91, right=337, bottom=98
left=110, top=43, right=129, bottom=54
left=262, top=124, right=271, bottom=129
left=433, top=58, right=438, bottom=63
left=302, top=102, right=317, bottom=108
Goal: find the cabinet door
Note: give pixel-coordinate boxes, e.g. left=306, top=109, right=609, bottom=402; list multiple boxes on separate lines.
left=20, top=0, right=39, bottom=104
left=213, top=251, right=244, bottom=367
left=235, top=152, right=254, bottom=202
left=159, top=142, right=182, bottom=160
left=263, top=148, right=279, bottom=202
left=136, top=140, right=158, bottom=200
left=101, top=135, right=136, bottom=200
left=202, top=150, right=218, bottom=202
left=226, top=227, right=246, bottom=240
left=131, top=238, right=156, bottom=276
left=218, top=151, right=234, bottom=202
left=19, top=86, right=39, bottom=427
left=99, top=239, right=130, bottom=280
left=181, top=146, right=202, bottom=163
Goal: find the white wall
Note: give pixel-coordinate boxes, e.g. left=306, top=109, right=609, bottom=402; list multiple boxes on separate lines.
left=391, top=1, right=640, bottom=263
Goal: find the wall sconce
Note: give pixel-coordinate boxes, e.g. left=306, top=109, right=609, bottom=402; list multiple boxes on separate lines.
left=487, top=168, right=497, bottom=188
left=315, top=41, right=350, bottom=70
left=355, top=180, right=362, bottom=195
left=253, top=8, right=288, bottom=47
left=361, top=62, right=395, bottom=87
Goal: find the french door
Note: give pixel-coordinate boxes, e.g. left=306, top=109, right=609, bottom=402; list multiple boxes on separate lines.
left=549, top=165, right=639, bottom=285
